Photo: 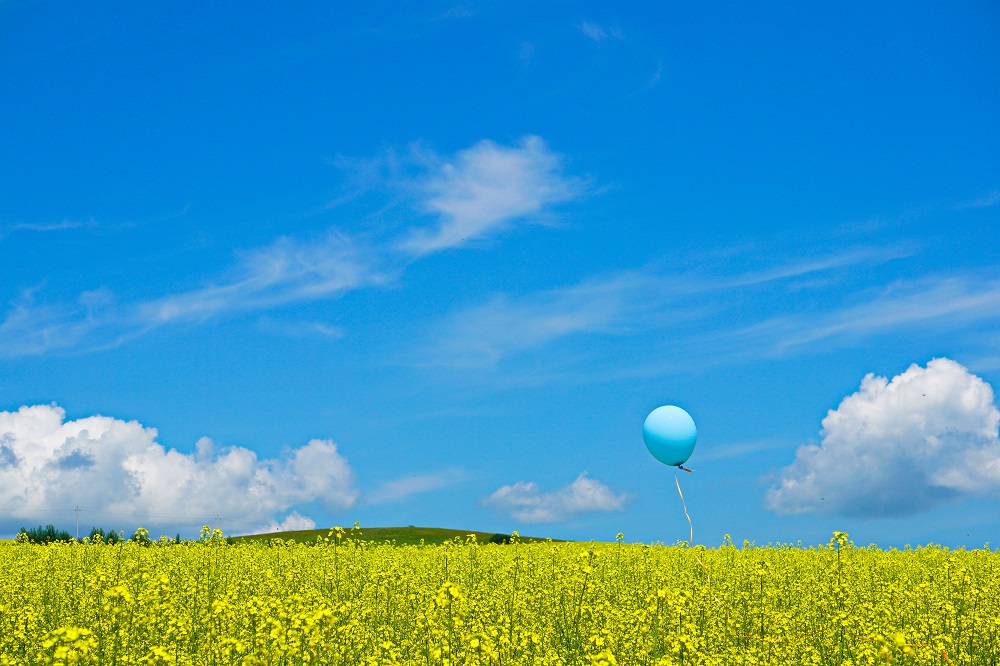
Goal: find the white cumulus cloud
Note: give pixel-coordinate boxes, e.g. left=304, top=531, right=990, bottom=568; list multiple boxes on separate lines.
left=264, top=512, right=317, bottom=533
left=0, top=404, right=358, bottom=536
left=399, top=136, right=583, bottom=255
left=485, top=472, right=626, bottom=523
left=766, top=358, right=1000, bottom=518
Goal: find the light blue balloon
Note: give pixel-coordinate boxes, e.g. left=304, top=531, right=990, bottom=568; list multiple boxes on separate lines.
left=643, top=405, right=697, bottom=467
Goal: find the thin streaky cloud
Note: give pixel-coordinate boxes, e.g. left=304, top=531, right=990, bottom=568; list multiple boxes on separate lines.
left=576, top=21, right=622, bottom=43
left=695, top=439, right=791, bottom=463
left=0, top=134, right=580, bottom=357
left=720, top=245, right=914, bottom=289
left=10, top=220, right=90, bottom=232
left=519, top=41, right=535, bottom=64
left=1, top=206, right=190, bottom=241
left=139, top=233, right=386, bottom=325
left=576, top=21, right=608, bottom=42
left=423, top=271, right=655, bottom=368
left=0, top=218, right=95, bottom=240
left=324, top=147, right=411, bottom=208
left=398, top=136, right=585, bottom=255
left=621, top=273, right=1000, bottom=377
left=647, top=63, right=663, bottom=88
left=560, top=272, right=1000, bottom=388
left=110, top=204, right=192, bottom=231
left=366, top=468, right=466, bottom=504
left=762, top=276, right=1000, bottom=354
left=255, top=318, right=345, bottom=339
left=969, top=355, right=1000, bottom=372
left=440, top=6, right=475, bottom=19
left=0, top=233, right=389, bottom=357
left=421, top=246, right=906, bottom=368
left=0, top=303, right=83, bottom=356
left=0, top=287, right=112, bottom=357
left=955, top=190, right=1000, bottom=209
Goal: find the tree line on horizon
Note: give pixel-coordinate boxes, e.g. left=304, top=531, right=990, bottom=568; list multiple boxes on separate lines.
left=16, top=524, right=184, bottom=545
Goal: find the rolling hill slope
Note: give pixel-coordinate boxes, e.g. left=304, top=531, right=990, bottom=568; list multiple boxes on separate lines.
left=231, top=526, right=557, bottom=545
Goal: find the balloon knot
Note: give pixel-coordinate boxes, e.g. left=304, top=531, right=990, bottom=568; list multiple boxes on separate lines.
left=677, top=464, right=694, bottom=473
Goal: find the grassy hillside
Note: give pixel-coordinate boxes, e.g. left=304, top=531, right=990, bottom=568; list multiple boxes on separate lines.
left=231, top=525, right=557, bottom=546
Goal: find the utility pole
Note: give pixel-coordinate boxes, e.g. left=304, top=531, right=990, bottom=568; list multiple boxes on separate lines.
left=75, top=506, right=80, bottom=541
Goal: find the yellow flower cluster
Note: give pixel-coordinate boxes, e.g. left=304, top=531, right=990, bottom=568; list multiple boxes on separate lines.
left=1, top=530, right=997, bottom=664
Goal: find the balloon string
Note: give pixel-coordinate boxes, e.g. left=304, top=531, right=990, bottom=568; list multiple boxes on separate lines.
left=675, top=472, right=694, bottom=547
left=675, top=472, right=714, bottom=591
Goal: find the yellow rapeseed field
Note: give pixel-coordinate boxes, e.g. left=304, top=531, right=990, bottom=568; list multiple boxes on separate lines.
left=2, top=528, right=998, bottom=665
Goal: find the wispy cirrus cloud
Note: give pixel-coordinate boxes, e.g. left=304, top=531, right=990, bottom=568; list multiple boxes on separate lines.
left=398, top=136, right=584, bottom=255
left=421, top=246, right=912, bottom=368
left=955, top=190, right=1000, bottom=209
left=720, top=245, right=914, bottom=289
left=366, top=468, right=466, bottom=504
left=753, top=275, right=1000, bottom=355
left=0, top=218, right=96, bottom=241
left=255, top=317, right=344, bottom=340
left=695, top=439, right=790, bottom=463
left=1, top=206, right=191, bottom=242
left=425, top=271, right=654, bottom=367
left=0, top=233, right=387, bottom=357
left=1, top=136, right=587, bottom=358
left=0, top=288, right=116, bottom=357
left=576, top=21, right=622, bottom=43
left=139, top=233, right=385, bottom=325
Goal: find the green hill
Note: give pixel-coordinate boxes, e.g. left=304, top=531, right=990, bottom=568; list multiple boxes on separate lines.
left=231, top=525, right=557, bottom=546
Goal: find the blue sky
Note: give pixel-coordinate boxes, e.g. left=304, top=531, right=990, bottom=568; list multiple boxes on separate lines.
left=1, top=1, right=999, bottom=546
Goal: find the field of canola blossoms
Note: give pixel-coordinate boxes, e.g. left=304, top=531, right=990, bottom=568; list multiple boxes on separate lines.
left=2, top=528, right=999, bottom=665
